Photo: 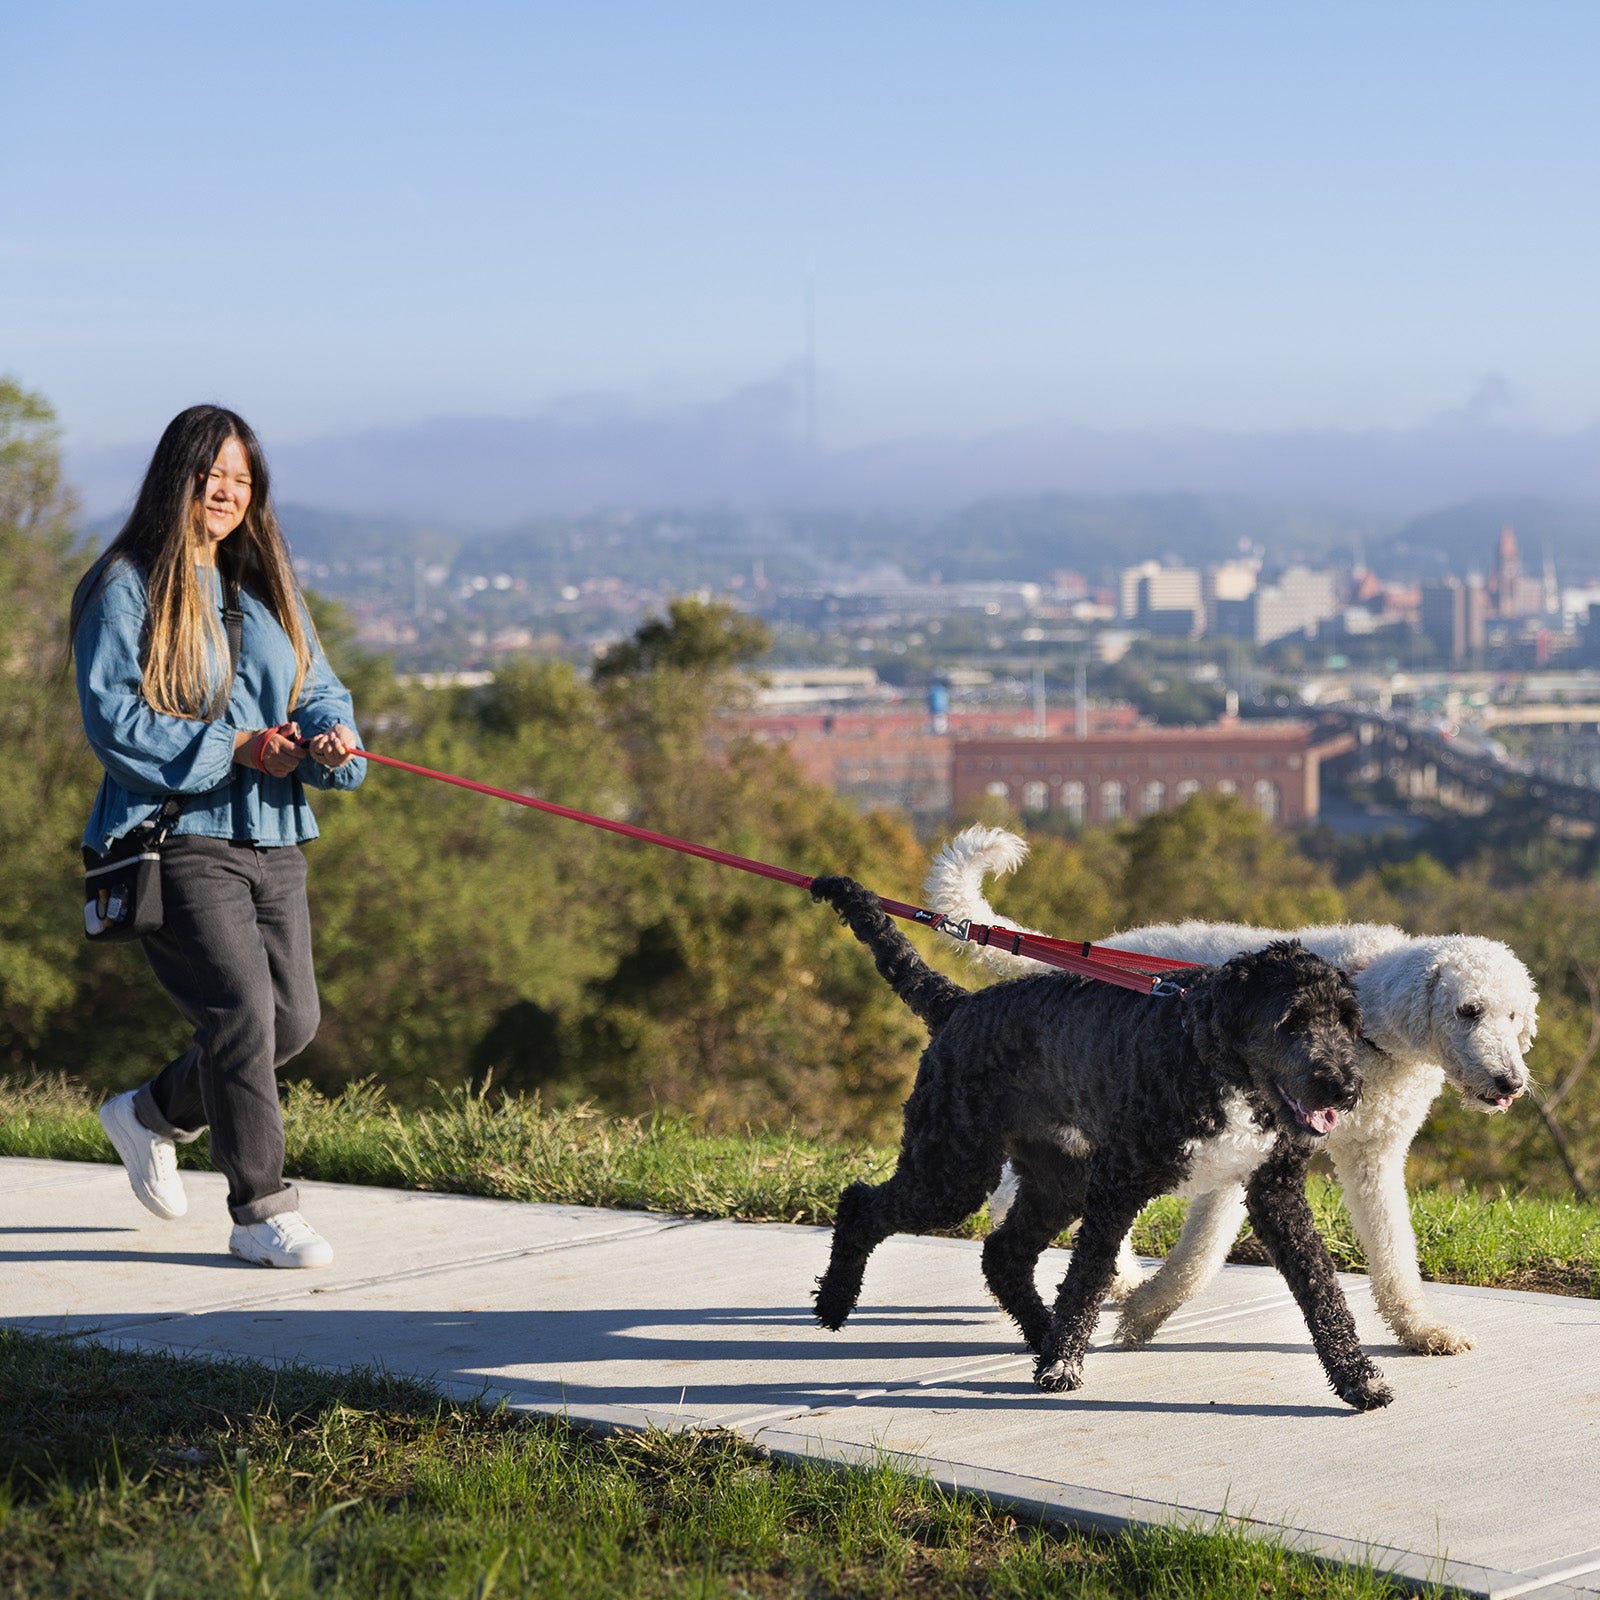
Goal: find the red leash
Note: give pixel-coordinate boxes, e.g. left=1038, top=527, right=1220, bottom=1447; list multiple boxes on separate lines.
left=350, top=746, right=1197, bottom=996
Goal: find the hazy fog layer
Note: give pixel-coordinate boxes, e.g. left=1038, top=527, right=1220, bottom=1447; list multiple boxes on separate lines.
left=66, top=385, right=1600, bottom=526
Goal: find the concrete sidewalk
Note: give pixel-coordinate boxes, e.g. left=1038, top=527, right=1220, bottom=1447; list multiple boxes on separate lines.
left=5, top=1155, right=1599, bottom=1599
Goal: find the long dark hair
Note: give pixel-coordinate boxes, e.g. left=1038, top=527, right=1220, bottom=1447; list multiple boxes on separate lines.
left=70, top=405, right=312, bottom=717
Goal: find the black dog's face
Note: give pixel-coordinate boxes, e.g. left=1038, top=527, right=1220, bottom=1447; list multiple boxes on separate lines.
left=1223, top=942, right=1365, bottom=1142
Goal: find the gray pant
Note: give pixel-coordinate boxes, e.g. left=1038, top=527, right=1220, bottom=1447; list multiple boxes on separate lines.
left=131, top=836, right=321, bottom=1223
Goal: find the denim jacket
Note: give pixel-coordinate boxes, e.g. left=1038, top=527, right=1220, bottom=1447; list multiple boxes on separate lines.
left=75, top=558, right=366, bottom=851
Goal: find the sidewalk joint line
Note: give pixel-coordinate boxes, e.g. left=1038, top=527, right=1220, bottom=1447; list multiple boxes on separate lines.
left=1491, top=1548, right=1600, bottom=1599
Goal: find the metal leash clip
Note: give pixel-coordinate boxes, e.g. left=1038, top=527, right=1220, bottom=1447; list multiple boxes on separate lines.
left=911, top=908, right=973, bottom=943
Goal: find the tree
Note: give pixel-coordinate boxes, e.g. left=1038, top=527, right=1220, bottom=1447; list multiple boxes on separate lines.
left=293, top=641, right=650, bottom=1104
left=284, top=597, right=942, bottom=1137
left=592, top=597, right=770, bottom=682
left=577, top=600, right=936, bottom=1136
left=1115, top=791, right=1344, bottom=930
left=0, top=379, right=108, bottom=1066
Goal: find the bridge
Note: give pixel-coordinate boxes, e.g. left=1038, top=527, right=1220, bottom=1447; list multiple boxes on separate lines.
left=1478, top=703, right=1600, bottom=729
left=1324, top=709, right=1600, bottom=828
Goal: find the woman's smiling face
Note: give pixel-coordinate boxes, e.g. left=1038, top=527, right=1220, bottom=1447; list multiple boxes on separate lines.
left=199, top=435, right=252, bottom=556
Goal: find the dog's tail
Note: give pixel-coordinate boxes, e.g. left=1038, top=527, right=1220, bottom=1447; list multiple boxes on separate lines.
left=924, top=825, right=1053, bottom=978
left=811, top=875, right=969, bottom=1029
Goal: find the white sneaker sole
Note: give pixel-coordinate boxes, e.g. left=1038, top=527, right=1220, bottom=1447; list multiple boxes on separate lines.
left=98, top=1097, right=186, bottom=1221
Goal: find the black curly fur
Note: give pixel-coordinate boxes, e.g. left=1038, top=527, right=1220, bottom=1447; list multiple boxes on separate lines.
left=809, top=874, right=1390, bottom=1412
left=810, top=876, right=968, bottom=1027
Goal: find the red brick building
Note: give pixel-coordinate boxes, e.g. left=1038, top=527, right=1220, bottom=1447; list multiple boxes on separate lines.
left=723, top=706, right=1142, bottom=813
left=951, top=722, right=1353, bottom=827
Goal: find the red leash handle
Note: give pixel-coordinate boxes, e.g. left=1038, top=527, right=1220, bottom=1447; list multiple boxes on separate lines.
left=351, top=746, right=1196, bottom=995
left=248, top=724, right=300, bottom=770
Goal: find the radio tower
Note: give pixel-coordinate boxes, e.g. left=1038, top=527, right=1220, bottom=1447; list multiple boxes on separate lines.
left=803, top=275, right=817, bottom=452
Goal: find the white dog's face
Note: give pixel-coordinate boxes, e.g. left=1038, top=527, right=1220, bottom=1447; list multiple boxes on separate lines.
left=1430, top=942, right=1539, bottom=1112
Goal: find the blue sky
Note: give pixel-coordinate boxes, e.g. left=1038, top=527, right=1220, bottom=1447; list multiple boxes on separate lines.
left=5, top=2, right=1600, bottom=453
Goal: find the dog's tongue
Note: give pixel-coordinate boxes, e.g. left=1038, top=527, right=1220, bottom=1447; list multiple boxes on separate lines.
left=1286, top=1093, right=1339, bottom=1134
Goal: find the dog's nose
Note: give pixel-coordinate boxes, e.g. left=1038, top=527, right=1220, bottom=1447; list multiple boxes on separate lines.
left=1493, top=1071, right=1523, bottom=1097
left=1313, top=1068, right=1362, bottom=1111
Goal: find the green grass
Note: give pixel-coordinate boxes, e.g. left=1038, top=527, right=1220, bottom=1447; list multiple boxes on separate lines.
left=0, top=1328, right=1440, bottom=1600
left=5, top=1073, right=1600, bottom=1296
left=1132, top=1186, right=1600, bottom=1297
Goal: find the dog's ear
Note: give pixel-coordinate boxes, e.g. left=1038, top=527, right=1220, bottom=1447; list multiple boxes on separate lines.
left=1362, top=943, right=1441, bottom=1052
left=1182, top=982, right=1225, bottom=1064
left=1183, top=964, right=1255, bottom=1072
left=1520, top=984, right=1538, bottom=1050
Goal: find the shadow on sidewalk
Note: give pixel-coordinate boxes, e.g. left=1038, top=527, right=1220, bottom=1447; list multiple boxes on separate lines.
left=0, top=1226, right=141, bottom=1236
left=0, top=1300, right=1356, bottom=1420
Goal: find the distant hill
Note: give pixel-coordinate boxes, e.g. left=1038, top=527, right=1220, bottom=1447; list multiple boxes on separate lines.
left=65, top=384, right=1600, bottom=526
left=79, top=504, right=448, bottom=566
left=67, top=406, right=1600, bottom=592
left=906, top=494, right=1370, bottom=582
left=84, top=490, right=1600, bottom=595
left=276, top=506, right=456, bottom=567
left=275, top=494, right=1378, bottom=593
left=1371, top=499, right=1600, bottom=581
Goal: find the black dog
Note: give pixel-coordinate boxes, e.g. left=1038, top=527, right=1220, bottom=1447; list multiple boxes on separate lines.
left=810, top=875, right=1391, bottom=1411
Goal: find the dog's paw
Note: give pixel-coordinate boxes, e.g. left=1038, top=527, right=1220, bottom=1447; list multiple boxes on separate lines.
left=1113, top=1309, right=1161, bottom=1349
left=1033, top=1356, right=1082, bottom=1393
left=812, top=1277, right=852, bottom=1332
left=1399, top=1322, right=1474, bottom=1356
left=1113, top=1282, right=1175, bottom=1348
left=1336, top=1370, right=1394, bottom=1411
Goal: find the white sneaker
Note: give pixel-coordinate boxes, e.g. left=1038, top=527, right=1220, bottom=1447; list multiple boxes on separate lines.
left=229, top=1211, right=333, bottom=1269
left=98, top=1090, right=186, bottom=1220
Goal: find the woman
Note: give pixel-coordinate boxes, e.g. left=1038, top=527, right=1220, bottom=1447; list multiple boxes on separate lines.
left=73, top=405, right=365, bottom=1268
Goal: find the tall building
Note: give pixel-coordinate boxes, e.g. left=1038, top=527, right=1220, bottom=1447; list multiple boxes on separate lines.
left=1468, top=573, right=1487, bottom=653
left=1420, top=576, right=1486, bottom=664
left=1119, top=561, right=1162, bottom=621
left=1212, top=565, right=1339, bottom=646
left=1582, top=604, right=1600, bottom=665
left=1119, top=561, right=1203, bottom=635
left=1203, top=557, right=1260, bottom=624
left=1491, top=526, right=1545, bottom=618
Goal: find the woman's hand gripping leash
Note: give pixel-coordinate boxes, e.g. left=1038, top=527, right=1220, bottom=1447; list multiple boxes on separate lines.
left=234, top=723, right=358, bottom=776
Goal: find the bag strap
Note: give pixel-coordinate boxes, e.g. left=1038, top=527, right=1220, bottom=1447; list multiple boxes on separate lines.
left=148, top=576, right=245, bottom=845
left=220, top=576, right=244, bottom=704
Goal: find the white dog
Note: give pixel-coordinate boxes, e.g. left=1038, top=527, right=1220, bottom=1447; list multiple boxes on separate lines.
left=926, top=825, right=1539, bottom=1355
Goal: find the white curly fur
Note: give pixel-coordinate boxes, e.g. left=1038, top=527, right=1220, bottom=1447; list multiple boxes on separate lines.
left=928, top=824, right=1540, bottom=1357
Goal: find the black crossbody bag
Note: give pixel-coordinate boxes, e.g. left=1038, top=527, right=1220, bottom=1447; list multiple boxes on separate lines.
left=82, top=582, right=244, bottom=942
